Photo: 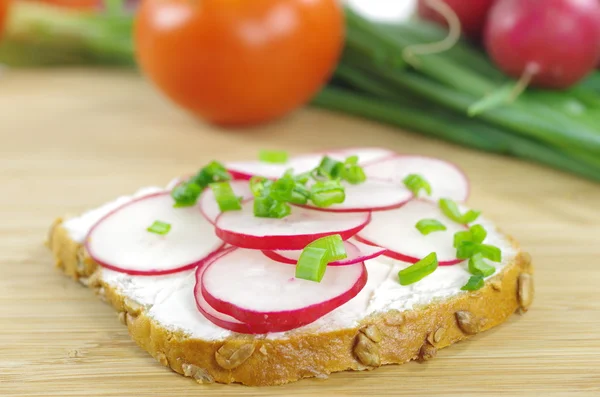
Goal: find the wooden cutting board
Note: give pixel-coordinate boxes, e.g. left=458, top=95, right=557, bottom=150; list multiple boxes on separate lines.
left=1, top=70, right=598, bottom=397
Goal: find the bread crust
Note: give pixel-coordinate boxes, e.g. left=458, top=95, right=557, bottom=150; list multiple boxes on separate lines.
left=48, top=219, right=534, bottom=386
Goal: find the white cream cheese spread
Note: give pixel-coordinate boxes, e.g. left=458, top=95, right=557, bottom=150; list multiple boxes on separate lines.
left=63, top=185, right=517, bottom=340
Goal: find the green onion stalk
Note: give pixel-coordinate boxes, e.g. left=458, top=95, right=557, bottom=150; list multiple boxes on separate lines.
left=2, top=3, right=600, bottom=182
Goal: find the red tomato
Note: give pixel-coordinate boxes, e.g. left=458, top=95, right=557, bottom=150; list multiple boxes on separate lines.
left=135, top=0, right=344, bottom=126
left=0, top=0, right=9, bottom=38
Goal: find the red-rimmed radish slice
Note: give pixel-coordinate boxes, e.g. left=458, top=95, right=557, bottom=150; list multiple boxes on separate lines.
left=300, top=179, right=412, bottom=212
left=226, top=147, right=395, bottom=180
left=327, top=147, right=395, bottom=166
left=201, top=248, right=368, bottom=331
left=215, top=201, right=371, bottom=250
left=262, top=239, right=386, bottom=266
left=193, top=248, right=272, bottom=334
left=86, top=192, right=225, bottom=275
left=227, top=153, right=323, bottom=180
left=355, top=200, right=467, bottom=266
left=364, top=155, right=469, bottom=202
left=198, top=180, right=253, bottom=224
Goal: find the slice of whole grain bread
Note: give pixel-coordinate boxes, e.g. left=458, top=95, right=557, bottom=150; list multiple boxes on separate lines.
left=47, top=216, right=534, bottom=386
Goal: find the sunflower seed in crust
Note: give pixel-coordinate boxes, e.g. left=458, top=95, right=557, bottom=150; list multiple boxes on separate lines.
left=215, top=342, right=256, bottom=370
left=361, top=325, right=382, bottom=343
left=419, top=343, right=437, bottom=361
left=518, top=273, right=534, bottom=311
left=455, top=311, right=482, bottom=335
left=354, top=333, right=380, bottom=367
left=183, top=363, right=214, bottom=384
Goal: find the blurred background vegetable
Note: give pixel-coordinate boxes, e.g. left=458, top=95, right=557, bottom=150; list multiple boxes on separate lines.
left=0, top=0, right=599, bottom=182
left=135, top=0, right=344, bottom=126
left=0, top=0, right=9, bottom=38
left=418, top=0, right=495, bottom=40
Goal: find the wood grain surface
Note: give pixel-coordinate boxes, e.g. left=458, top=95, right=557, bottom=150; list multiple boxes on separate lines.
left=0, top=70, right=599, bottom=397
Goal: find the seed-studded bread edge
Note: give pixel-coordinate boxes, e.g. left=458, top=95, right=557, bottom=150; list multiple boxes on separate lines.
left=47, top=218, right=534, bottom=386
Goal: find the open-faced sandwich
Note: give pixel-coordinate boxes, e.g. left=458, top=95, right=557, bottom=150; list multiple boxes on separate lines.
left=47, top=147, right=534, bottom=386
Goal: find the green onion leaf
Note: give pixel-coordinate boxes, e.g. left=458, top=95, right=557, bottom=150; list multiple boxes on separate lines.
left=468, top=253, right=496, bottom=277
left=171, top=182, right=202, bottom=208
left=469, top=224, right=487, bottom=244
left=403, top=174, right=432, bottom=197
left=474, top=244, right=502, bottom=262
left=439, top=198, right=463, bottom=223
left=210, top=182, right=242, bottom=212
left=398, top=252, right=438, bottom=286
left=440, top=198, right=481, bottom=224
left=249, top=176, right=269, bottom=198
left=253, top=196, right=273, bottom=218
left=259, top=150, right=289, bottom=164
left=456, top=241, right=478, bottom=260
left=462, top=210, right=482, bottom=224
left=147, top=220, right=171, bottom=235
left=415, top=218, right=447, bottom=235
left=453, top=230, right=473, bottom=248
left=308, top=234, right=347, bottom=262
left=310, top=180, right=345, bottom=207
left=317, top=156, right=345, bottom=179
left=269, top=200, right=292, bottom=219
left=191, top=161, right=231, bottom=187
left=295, top=247, right=329, bottom=282
left=289, top=184, right=311, bottom=205
left=461, top=275, right=485, bottom=291
left=344, top=155, right=359, bottom=166
left=345, top=164, right=367, bottom=184
left=269, top=175, right=295, bottom=202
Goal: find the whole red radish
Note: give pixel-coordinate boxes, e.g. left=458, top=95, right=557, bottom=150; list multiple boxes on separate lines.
left=485, top=0, right=600, bottom=89
left=418, top=0, right=497, bottom=40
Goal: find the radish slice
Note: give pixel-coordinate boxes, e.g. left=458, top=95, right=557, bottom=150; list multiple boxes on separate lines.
left=355, top=199, right=467, bottom=266
left=300, top=179, right=412, bottom=212
left=86, top=192, right=225, bottom=275
left=198, top=180, right=253, bottom=224
left=201, top=248, right=368, bottom=331
left=364, top=155, right=469, bottom=202
left=227, top=147, right=395, bottom=180
left=215, top=201, right=371, bottom=250
left=193, top=248, right=273, bottom=334
left=262, top=239, right=386, bottom=266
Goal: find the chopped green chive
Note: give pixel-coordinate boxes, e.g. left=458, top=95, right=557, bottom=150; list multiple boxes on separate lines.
left=398, top=252, right=438, bottom=286
left=190, top=161, right=231, bottom=187
left=415, top=218, right=447, bottom=235
left=439, top=198, right=481, bottom=224
left=295, top=247, right=329, bottom=282
left=295, top=235, right=347, bottom=282
left=172, top=161, right=231, bottom=207
left=310, top=180, right=346, bottom=207
left=461, top=275, right=485, bottom=291
left=474, top=244, right=502, bottom=262
left=317, top=156, right=345, bottom=179
left=171, top=182, right=202, bottom=208
left=456, top=241, right=478, bottom=260
left=269, top=174, right=295, bottom=202
left=468, top=253, right=496, bottom=277
left=253, top=196, right=290, bottom=219
left=469, top=224, right=487, bottom=244
left=259, top=150, right=289, bottom=164
left=453, top=230, right=473, bottom=248
left=289, top=184, right=311, bottom=205
left=147, top=220, right=171, bottom=235
left=210, top=182, right=242, bottom=212
left=249, top=176, right=268, bottom=197
left=307, top=234, right=347, bottom=262
left=403, top=174, right=432, bottom=197
left=343, top=155, right=367, bottom=184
